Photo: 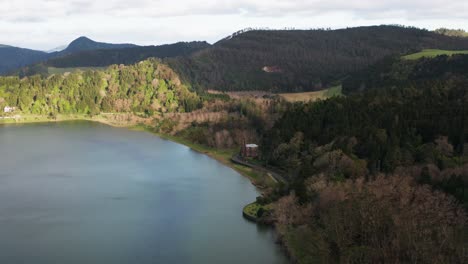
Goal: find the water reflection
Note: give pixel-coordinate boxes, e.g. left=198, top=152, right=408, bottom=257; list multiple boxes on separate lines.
left=0, top=122, right=287, bottom=264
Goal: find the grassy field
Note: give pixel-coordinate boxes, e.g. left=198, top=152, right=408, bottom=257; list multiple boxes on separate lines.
left=279, top=85, right=342, bottom=103
left=48, top=66, right=107, bottom=75
left=403, top=49, right=468, bottom=60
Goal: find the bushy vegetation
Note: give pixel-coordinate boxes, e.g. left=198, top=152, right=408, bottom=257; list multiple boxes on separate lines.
left=275, top=176, right=466, bottom=263
left=154, top=95, right=285, bottom=150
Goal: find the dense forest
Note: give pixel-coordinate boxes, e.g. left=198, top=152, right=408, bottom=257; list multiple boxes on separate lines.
left=168, top=25, right=468, bottom=92
left=257, top=55, right=468, bottom=263
left=0, top=59, right=201, bottom=116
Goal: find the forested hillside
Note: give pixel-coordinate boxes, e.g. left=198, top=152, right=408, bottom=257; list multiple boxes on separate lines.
left=168, top=25, right=468, bottom=92
left=0, top=59, right=201, bottom=115
left=257, top=55, right=468, bottom=263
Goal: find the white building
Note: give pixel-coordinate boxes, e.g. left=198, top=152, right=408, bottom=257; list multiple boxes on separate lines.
left=241, top=143, right=259, bottom=158
left=3, top=106, right=15, bottom=113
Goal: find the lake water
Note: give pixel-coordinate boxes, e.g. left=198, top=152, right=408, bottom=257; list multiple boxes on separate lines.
left=0, top=121, right=287, bottom=264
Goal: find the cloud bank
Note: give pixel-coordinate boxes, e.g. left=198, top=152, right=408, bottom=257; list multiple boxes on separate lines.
left=0, top=0, right=467, bottom=50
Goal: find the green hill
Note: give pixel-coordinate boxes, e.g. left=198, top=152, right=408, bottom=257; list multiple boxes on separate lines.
left=168, top=25, right=468, bottom=92
left=0, top=59, right=201, bottom=115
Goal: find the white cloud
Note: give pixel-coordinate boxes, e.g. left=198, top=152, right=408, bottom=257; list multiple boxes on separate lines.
left=0, top=0, right=467, bottom=50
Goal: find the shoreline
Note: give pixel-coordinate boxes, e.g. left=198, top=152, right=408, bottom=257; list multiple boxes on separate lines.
left=1, top=115, right=288, bottom=260
left=0, top=114, right=275, bottom=190
left=2, top=116, right=276, bottom=221
left=131, top=125, right=277, bottom=189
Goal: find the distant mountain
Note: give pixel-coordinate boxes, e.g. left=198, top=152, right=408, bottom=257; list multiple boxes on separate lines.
left=0, top=46, right=51, bottom=74
left=46, top=41, right=210, bottom=68
left=16, top=41, right=211, bottom=76
left=59, top=36, right=137, bottom=55
left=45, top=45, right=67, bottom=53
left=0, top=37, right=138, bottom=74
left=168, top=25, right=468, bottom=92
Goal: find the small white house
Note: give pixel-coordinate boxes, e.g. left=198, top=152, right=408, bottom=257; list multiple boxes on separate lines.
left=4, top=106, right=15, bottom=113
left=241, top=143, right=259, bottom=158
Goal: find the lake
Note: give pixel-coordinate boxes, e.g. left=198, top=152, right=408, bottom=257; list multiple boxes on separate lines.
left=0, top=121, right=287, bottom=264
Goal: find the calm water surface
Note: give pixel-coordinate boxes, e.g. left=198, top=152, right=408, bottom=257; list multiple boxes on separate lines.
left=0, top=121, right=287, bottom=264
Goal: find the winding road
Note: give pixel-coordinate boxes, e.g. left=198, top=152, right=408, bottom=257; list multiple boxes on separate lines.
left=231, top=154, right=287, bottom=184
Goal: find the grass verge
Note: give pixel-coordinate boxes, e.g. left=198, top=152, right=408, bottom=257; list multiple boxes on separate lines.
left=403, top=49, right=468, bottom=60
left=279, top=85, right=342, bottom=103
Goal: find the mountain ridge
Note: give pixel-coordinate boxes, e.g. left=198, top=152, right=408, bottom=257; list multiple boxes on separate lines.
left=60, top=36, right=137, bottom=54
left=0, top=36, right=139, bottom=74
left=14, top=41, right=211, bottom=76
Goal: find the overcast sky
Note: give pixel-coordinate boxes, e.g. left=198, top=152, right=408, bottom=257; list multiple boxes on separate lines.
left=1, top=0, right=467, bottom=50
